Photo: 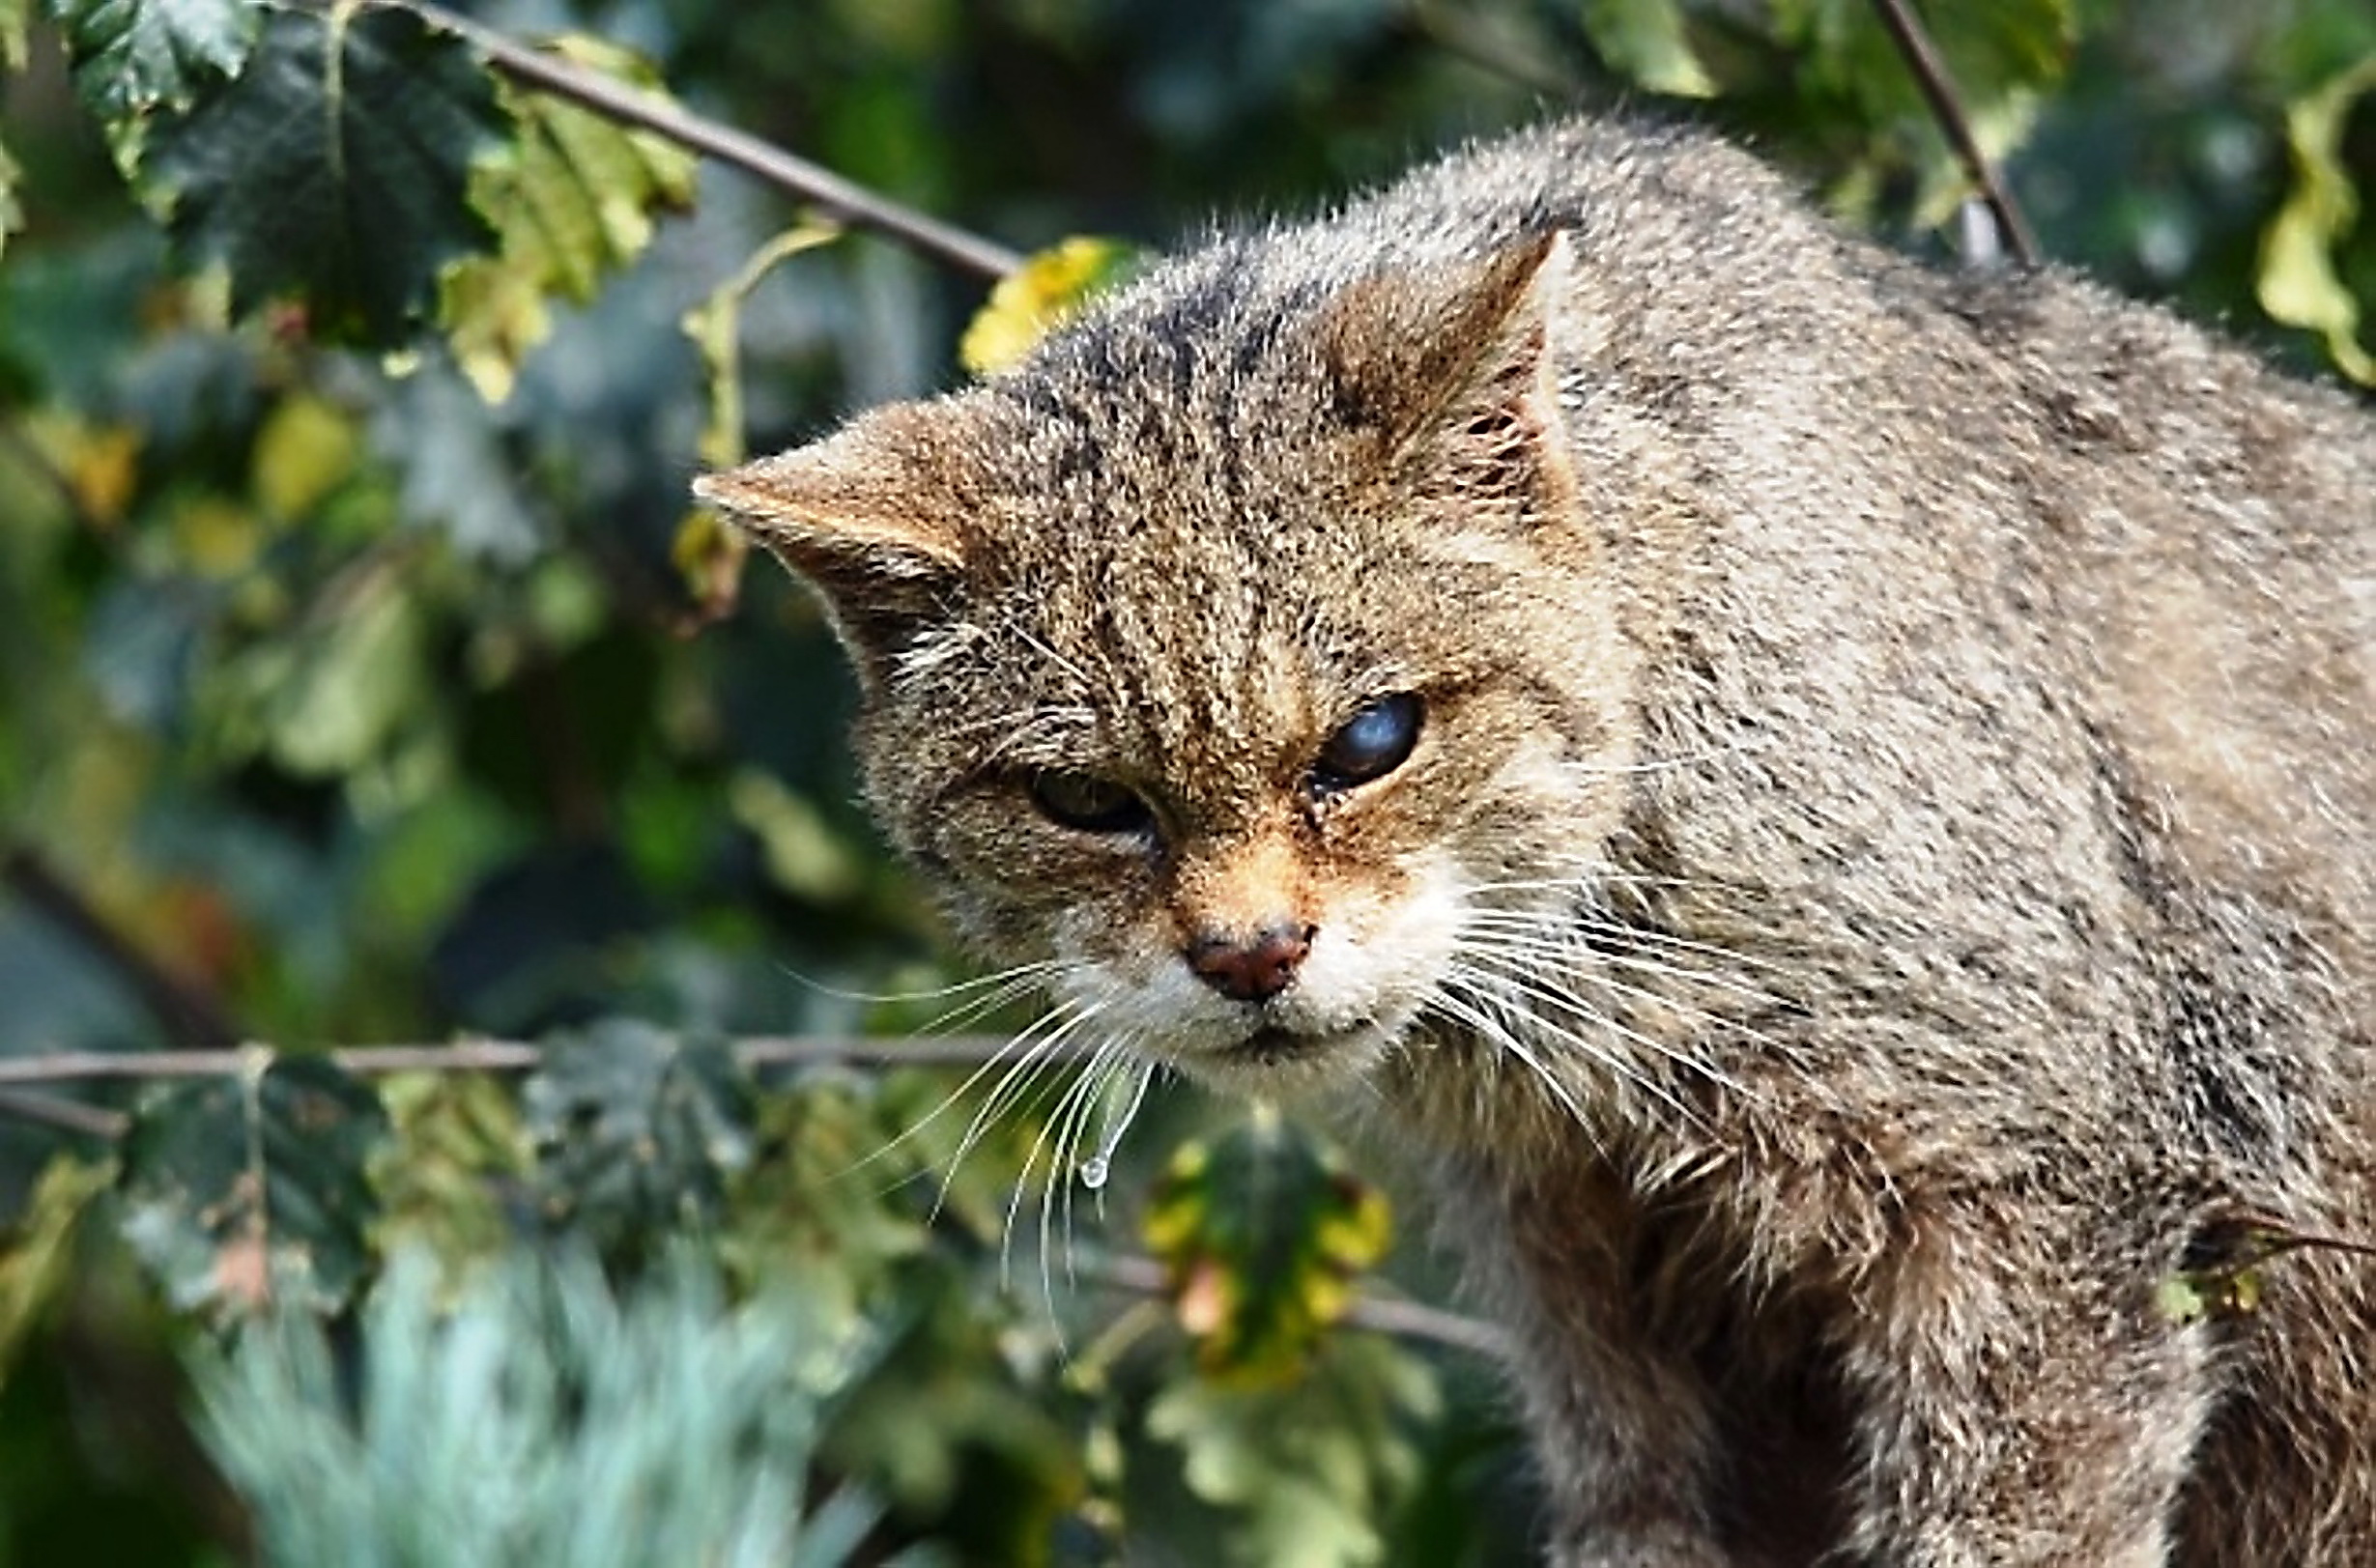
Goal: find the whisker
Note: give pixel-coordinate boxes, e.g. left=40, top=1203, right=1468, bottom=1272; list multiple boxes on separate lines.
left=1458, top=943, right=1762, bottom=1100
left=768, top=956, right=1072, bottom=1010
left=1445, top=955, right=1717, bottom=1125
left=928, top=998, right=1101, bottom=1217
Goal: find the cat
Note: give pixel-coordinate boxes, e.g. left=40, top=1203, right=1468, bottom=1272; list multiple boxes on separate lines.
left=695, top=116, right=2374, bottom=1565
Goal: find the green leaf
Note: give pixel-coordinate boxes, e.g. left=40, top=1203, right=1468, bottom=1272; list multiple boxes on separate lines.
left=141, top=4, right=503, bottom=344
left=3, top=0, right=29, bottom=70
left=369, top=1070, right=530, bottom=1268
left=2258, top=52, right=2376, bottom=384
left=264, top=564, right=426, bottom=777
left=524, top=1020, right=758, bottom=1256
left=959, top=236, right=1136, bottom=377
left=49, top=0, right=261, bottom=120
left=1141, top=1109, right=1392, bottom=1383
left=0, top=1155, right=117, bottom=1387
left=117, top=1050, right=389, bottom=1324
left=1144, top=1334, right=1440, bottom=1568
left=1581, top=0, right=1717, bottom=99
left=0, top=134, right=21, bottom=263
left=441, top=34, right=700, bottom=404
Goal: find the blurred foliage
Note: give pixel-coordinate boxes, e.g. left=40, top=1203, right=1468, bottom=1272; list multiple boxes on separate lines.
left=0, top=0, right=2367, bottom=1563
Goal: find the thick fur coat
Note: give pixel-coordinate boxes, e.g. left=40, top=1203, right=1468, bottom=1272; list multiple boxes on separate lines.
left=699, top=119, right=2374, bottom=1564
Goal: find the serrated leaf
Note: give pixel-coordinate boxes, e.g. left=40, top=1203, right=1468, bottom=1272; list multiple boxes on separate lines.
left=2259, top=53, right=2376, bottom=385
left=440, top=34, right=699, bottom=404
left=369, top=1069, right=530, bottom=1266
left=117, top=1051, right=388, bottom=1324
left=959, top=236, right=1137, bottom=377
left=141, top=4, right=503, bottom=345
left=524, top=1020, right=758, bottom=1257
left=1142, top=1110, right=1391, bottom=1383
left=50, top=0, right=260, bottom=120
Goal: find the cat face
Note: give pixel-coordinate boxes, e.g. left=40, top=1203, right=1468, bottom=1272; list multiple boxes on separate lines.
left=700, top=234, right=1650, bottom=1099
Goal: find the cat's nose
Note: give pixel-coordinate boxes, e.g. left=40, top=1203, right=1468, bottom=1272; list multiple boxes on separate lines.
left=1184, top=924, right=1316, bottom=1003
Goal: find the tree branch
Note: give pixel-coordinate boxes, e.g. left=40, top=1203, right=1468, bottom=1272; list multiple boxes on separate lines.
left=0, top=1088, right=129, bottom=1141
left=1, top=844, right=243, bottom=1050
left=0, top=1033, right=1046, bottom=1091
left=1865, top=0, right=2041, bottom=267
left=1085, top=1251, right=1513, bottom=1361
left=363, top=0, right=1024, bottom=282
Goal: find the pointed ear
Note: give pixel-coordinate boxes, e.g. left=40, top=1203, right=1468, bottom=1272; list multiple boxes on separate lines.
left=1317, top=231, right=1579, bottom=517
left=693, top=400, right=982, bottom=684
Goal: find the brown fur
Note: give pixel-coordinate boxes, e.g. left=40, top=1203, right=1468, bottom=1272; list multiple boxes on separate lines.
left=698, top=118, right=2374, bottom=1564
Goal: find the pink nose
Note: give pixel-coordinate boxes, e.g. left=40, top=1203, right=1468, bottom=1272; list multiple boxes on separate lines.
left=1185, top=925, right=1315, bottom=1002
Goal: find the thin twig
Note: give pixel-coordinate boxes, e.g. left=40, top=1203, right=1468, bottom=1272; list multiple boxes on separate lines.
left=0, top=1088, right=130, bottom=1140
left=0, top=1034, right=1047, bottom=1089
left=356, top=0, right=1023, bottom=281
left=1085, top=1251, right=1513, bottom=1361
left=1, top=845, right=243, bottom=1050
left=1864, top=0, right=2041, bottom=267
left=1405, top=1, right=1586, bottom=100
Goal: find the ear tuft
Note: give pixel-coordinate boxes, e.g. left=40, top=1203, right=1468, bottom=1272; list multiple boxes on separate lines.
left=1319, top=229, right=1568, bottom=449
left=1319, top=231, right=1579, bottom=525
left=694, top=401, right=984, bottom=682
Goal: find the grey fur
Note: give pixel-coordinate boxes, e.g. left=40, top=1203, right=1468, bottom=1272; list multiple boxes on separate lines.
left=698, top=118, right=2374, bottom=1564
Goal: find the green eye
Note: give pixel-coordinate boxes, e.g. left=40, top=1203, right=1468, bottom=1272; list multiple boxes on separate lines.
left=1313, top=693, right=1422, bottom=790
left=1028, top=770, right=1154, bottom=835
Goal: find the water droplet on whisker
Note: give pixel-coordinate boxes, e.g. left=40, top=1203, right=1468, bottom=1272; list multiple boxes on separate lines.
left=1077, top=1058, right=1154, bottom=1189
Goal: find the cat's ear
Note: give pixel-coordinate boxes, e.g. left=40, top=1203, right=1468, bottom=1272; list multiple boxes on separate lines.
left=1317, top=231, right=1578, bottom=510
left=694, top=400, right=983, bottom=683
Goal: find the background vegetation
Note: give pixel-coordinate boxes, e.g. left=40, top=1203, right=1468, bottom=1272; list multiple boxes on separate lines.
left=0, top=1, right=2369, bottom=1562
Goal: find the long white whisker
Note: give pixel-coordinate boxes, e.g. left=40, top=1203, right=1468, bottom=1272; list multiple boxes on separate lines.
left=1444, top=956, right=1717, bottom=1125
left=1458, top=944, right=1760, bottom=1100
left=930, top=998, right=1101, bottom=1216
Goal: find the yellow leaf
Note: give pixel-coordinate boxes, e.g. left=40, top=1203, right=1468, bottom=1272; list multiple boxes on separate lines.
left=30, top=414, right=145, bottom=527
left=171, top=494, right=265, bottom=577
left=959, top=237, right=1137, bottom=377
left=2258, top=54, right=2376, bottom=385
left=252, top=392, right=361, bottom=518
left=438, top=34, right=700, bottom=405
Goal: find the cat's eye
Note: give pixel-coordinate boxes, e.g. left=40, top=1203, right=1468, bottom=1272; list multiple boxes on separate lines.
left=1312, top=693, right=1423, bottom=791
left=1028, top=770, right=1155, bottom=836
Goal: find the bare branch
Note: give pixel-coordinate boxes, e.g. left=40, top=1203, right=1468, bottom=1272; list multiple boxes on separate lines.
left=351, top=0, right=1023, bottom=282
left=0, top=1088, right=129, bottom=1141
left=1865, top=0, right=2041, bottom=267
left=1085, top=1251, right=1513, bottom=1361
left=2, top=844, right=243, bottom=1050
left=0, top=1033, right=1050, bottom=1091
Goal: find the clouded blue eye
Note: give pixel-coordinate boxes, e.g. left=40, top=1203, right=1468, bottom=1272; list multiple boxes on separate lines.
left=1312, top=693, right=1422, bottom=791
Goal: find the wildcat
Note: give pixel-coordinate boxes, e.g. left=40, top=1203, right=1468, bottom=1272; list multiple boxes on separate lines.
left=695, top=116, right=2374, bottom=1565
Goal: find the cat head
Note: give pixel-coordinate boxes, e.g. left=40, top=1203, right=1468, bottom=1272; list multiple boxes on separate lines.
left=698, top=229, right=1659, bottom=1100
